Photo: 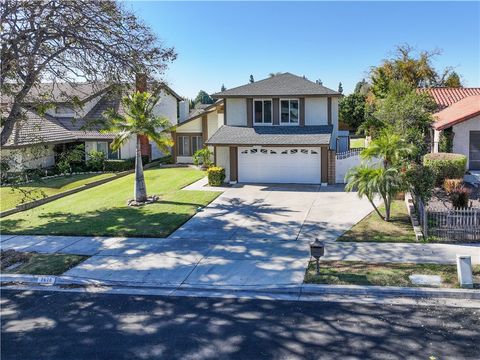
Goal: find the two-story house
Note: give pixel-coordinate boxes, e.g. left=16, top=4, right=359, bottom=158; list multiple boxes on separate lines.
left=1, top=82, right=182, bottom=171
left=173, top=73, right=342, bottom=184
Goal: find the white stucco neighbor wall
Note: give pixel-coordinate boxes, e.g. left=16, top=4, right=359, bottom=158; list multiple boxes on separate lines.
left=215, top=146, right=230, bottom=183
left=305, top=98, right=328, bottom=125
left=452, top=115, right=480, bottom=169
left=151, top=90, right=179, bottom=160
left=2, top=146, right=55, bottom=171
left=226, top=98, right=247, bottom=126
left=120, top=137, right=137, bottom=159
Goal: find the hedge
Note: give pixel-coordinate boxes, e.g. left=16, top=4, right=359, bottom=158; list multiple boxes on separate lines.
left=423, top=153, right=467, bottom=186
left=104, top=158, right=135, bottom=172
left=207, top=166, right=225, bottom=186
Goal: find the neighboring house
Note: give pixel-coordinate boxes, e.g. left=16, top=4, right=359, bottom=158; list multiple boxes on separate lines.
left=173, top=73, right=342, bottom=184
left=1, top=82, right=183, bottom=171
left=419, top=88, right=480, bottom=170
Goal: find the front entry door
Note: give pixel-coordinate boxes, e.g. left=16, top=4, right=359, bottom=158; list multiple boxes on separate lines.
left=470, top=131, right=480, bottom=170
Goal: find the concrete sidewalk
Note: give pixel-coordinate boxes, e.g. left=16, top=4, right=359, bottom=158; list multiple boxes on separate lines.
left=1, top=234, right=479, bottom=287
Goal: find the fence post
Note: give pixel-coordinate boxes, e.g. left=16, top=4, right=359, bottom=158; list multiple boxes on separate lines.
left=422, top=205, right=428, bottom=238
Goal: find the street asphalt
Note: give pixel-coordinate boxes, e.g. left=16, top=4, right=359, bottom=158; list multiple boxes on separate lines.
left=1, top=289, right=479, bottom=360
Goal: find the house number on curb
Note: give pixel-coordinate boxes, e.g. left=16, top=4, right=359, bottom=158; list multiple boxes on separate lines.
left=37, top=276, right=56, bottom=285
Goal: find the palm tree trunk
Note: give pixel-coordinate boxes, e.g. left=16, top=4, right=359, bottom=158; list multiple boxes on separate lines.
left=367, top=196, right=384, bottom=219
left=385, top=196, right=391, bottom=221
left=134, top=135, right=147, bottom=202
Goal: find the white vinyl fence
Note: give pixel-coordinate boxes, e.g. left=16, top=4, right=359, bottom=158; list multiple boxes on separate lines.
left=335, top=149, right=381, bottom=184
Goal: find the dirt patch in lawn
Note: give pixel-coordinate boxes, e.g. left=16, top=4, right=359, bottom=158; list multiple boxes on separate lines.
left=337, top=200, right=416, bottom=243
left=304, top=260, right=480, bottom=288
left=1, top=250, right=88, bottom=275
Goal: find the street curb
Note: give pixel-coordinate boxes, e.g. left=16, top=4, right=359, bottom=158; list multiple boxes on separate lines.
left=2, top=274, right=479, bottom=300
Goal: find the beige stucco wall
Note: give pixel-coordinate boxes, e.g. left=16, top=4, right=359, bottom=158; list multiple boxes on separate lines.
left=176, top=117, right=202, bottom=133
left=2, top=145, right=55, bottom=171
left=226, top=98, right=247, bottom=126
left=215, top=146, right=230, bottom=183
left=452, top=115, right=480, bottom=169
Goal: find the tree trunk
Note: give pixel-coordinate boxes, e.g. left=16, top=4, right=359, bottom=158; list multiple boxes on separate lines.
left=134, top=135, right=148, bottom=202
left=367, top=196, right=385, bottom=219
left=384, top=196, right=391, bottom=221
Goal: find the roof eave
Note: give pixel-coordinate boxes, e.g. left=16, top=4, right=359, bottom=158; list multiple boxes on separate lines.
left=433, top=111, right=480, bottom=131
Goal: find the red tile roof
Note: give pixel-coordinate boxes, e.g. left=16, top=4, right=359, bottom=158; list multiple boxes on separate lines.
left=433, top=95, right=480, bottom=130
left=418, top=87, right=480, bottom=110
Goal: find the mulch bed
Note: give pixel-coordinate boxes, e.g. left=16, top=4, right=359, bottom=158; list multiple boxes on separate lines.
left=428, top=184, right=480, bottom=210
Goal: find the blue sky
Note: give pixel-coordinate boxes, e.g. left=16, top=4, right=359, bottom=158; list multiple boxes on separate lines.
left=127, top=1, right=480, bottom=98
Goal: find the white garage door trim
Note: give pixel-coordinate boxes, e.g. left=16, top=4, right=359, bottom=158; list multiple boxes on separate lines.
left=238, top=146, right=321, bottom=184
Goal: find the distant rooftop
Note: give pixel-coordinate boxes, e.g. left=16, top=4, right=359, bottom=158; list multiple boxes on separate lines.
left=417, top=87, right=480, bottom=110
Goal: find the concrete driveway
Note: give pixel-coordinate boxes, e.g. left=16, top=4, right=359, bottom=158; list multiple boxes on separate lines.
left=62, top=183, right=375, bottom=288
left=170, top=183, right=374, bottom=242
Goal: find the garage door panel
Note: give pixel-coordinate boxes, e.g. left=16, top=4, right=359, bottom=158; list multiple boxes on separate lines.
left=238, top=147, right=321, bottom=184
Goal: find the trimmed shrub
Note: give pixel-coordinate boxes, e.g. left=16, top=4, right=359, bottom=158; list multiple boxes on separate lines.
left=423, top=153, right=467, bottom=186
left=405, top=163, right=435, bottom=203
left=104, top=158, right=135, bottom=172
left=207, top=166, right=225, bottom=186
left=443, top=178, right=463, bottom=194
left=159, top=154, right=174, bottom=165
left=86, top=150, right=106, bottom=171
left=450, top=186, right=471, bottom=209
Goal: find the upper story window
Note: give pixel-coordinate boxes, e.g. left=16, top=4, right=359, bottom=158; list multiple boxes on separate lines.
left=254, top=99, right=272, bottom=125
left=280, top=99, right=299, bottom=124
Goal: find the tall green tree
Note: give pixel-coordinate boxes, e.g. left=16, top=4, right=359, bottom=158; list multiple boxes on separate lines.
left=221, top=84, right=226, bottom=91
left=104, top=91, right=174, bottom=202
left=1, top=0, right=176, bottom=146
left=372, top=80, right=435, bottom=158
left=249, top=75, right=255, bottom=83
left=268, top=72, right=282, bottom=77
left=194, top=90, right=214, bottom=105
left=339, top=93, right=366, bottom=132
left=444, top=71, right=462, bottom=87
left=354, top=79, right=370, bottom=95
left=338, top=82, right=343, bottom=94
left=370, top=44, right=458, bottom=98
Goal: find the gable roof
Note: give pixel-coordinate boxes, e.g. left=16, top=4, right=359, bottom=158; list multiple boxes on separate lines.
left=212, top=73, right=341, bottom=98
left=417, top=87, right=480, bottom=110
left=433, top=95, right=480, bottom=131
left=177, top=100, right=223, bottom=127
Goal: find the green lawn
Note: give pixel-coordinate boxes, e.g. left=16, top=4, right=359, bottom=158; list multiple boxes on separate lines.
left=2, top=253, right=88, bottom=275
left=338, top=200, right=417, bottom=243
left=1, top=168, right=220, bottom=237
left=304, top=260, right=480, bottom=288
left=349, top=137, right=366, bottom=148
left=1, top=173, right=116, bottom=211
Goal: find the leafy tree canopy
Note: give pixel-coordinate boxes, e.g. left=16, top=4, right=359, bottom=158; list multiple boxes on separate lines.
left=249, top=75, right=254, bottom=83
left=339, top=93, right=366, bottom=132
left=194, top=90, right=214, bottom=105
left=444, top=71, right=462, bottom=88
left=1, top=0, right=176, bottom=145
left=370, top=44, right=457, bottom=98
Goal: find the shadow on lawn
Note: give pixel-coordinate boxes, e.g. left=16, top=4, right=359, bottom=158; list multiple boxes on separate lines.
left=0, top=205, right=199, bottom=238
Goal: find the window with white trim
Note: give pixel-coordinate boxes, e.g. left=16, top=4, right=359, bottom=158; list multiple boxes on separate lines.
left=191, top=136, right=203, bottom=155
left=178, top=136, right=190, bottom=156
left=280, top=99, right=299, bottom=124
left=254, top=100, right=272, bottom=124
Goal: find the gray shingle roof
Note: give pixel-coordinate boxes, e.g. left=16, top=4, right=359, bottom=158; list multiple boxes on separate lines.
left=206, top=125, right=332, bottom=146
left=212, top=73, right=341, bottom=98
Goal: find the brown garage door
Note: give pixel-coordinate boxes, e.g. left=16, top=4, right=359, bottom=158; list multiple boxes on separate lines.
left=470, top=131, right=480, bottom=170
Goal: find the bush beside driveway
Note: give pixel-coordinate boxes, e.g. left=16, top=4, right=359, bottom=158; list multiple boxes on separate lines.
left=0, top=168, right=221, bottom=238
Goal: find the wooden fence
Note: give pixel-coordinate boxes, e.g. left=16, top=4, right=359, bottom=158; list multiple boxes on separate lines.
left=415, top=196, right=480, bottom=242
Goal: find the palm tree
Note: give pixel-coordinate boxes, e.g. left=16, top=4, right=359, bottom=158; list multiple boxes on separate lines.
left=361, top=131, right=414, bottom=168
left=346, top=166, right=404, bottom=221
left=103, top=91, right=174, bottom=203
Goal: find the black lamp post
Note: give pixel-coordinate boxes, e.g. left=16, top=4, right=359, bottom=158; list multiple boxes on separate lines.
left=310, top=239, right=325, bottom=274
